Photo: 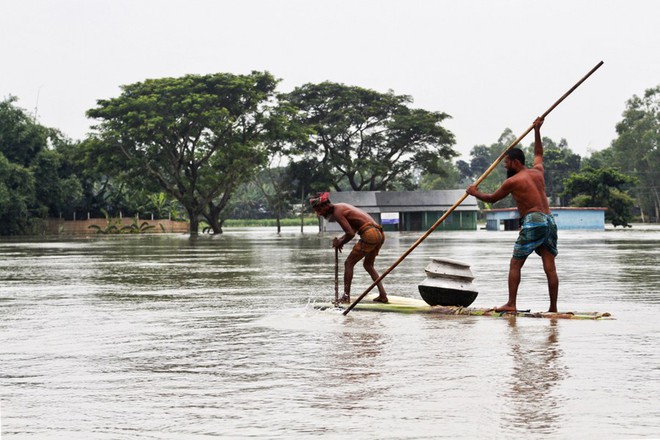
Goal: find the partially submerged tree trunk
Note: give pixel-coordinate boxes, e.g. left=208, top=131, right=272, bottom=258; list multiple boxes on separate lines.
left=203, top=193, right=231, bottom=234
left=204, top=215, right=224, bottom=234
left=187, top=208, right=200, bottom=236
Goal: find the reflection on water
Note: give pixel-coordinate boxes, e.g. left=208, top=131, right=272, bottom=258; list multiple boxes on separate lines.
left=0, top=226, right=659, bottom=439
left=326, top=324, right=389, bottom=412
left=501, top=319, right=567, bottom=435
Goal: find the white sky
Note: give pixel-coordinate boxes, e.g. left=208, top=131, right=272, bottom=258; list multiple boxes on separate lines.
left=1, top=0, right=658, bottom=160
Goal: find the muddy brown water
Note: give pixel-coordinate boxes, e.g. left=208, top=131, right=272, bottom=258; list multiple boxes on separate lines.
left=1, top=226, right=658, bottom=439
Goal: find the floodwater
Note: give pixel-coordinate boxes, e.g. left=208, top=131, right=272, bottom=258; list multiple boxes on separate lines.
left=1, top=225, right=658, bottom=439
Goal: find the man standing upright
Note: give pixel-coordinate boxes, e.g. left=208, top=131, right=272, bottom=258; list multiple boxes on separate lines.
left=466, top=117, right=559, bottom=312
left=310, top=192, right=388, bottom=304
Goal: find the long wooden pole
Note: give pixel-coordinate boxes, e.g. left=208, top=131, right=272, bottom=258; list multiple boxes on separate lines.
left=343, top=61, right=604, bottom=316
left=334, top=247, right=339, bottom=304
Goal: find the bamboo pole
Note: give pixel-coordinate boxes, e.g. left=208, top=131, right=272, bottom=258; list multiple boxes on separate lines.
left=334, top=247, right=339, bottom=304
left=343, top=61, right=604, bottom=316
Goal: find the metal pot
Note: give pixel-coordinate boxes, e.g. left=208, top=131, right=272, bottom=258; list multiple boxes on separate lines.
left=418, top=257, right=478, bottom=307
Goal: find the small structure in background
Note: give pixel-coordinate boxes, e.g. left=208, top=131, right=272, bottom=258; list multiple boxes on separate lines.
left=483, top=207, right=607, bottom=231
left=320, top=190, right=479, bottom=232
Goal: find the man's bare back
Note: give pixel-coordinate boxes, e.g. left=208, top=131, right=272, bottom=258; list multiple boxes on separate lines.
left=506, top=167, right=551, bottom=217
left=327, top=203, right=376, bottom=235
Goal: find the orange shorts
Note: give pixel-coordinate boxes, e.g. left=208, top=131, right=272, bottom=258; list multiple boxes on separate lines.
left=353, top=223, right=385, bottom=255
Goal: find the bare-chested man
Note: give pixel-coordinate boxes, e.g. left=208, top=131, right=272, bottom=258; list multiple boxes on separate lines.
left=466, top=117, right=559, bottom=312
left=310, top=192, right=388, bottom=304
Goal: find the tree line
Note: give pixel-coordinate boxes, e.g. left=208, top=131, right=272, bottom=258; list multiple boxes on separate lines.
left=1, top=72, right=657, bottom=235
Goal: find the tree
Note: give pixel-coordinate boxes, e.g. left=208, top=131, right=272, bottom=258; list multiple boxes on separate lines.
left=67, top=135, right=157, bottom=219
left=87, top=71, right=278, bottom=235
left=582, top=147, right=615, bottom=169
left=562, top=166, right=638, bottom=227
left=249, top=99, right=315, bottom=232
left=228, top=181, right=269, bottom=220
left=418, top=158, right=461, bottom=190
left=611, top=85, right=659, bottom=222
left=455, top=159, right=473, bottom=182
left=252, top=155, right=293, bottom=233
left=0, top=97, right=43, bottom=232
left=0, top=96, right=48, bottom=167
left=0, top=154, right=36, bottom=235
left=143, top=192, right=181, bottom=220
left=31, top=148, right=83, bottom=218
left=285, top=158, right=334, bottom=199
left=465, top=129, right=516, bottom=208
left=282, top=82, right=456, bottom=191
left=465, top=129, right=581, bottom=209
left=0, top=97, right=83, bottom=233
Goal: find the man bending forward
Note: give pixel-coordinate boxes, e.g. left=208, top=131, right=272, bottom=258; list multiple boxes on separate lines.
left=310, top=192, right=388, bottom=303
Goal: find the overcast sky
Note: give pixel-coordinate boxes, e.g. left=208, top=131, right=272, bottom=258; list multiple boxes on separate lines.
left=2, top=0, right=658, bottom=160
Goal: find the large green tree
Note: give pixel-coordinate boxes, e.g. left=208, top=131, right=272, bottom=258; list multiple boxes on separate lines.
left=0, top=154, right=36, bottom=235
left=0, top=97, right=84, bottom=233
left=282, top=82, right=456, bottom=191
left=562, top=166, right=638, bottom=227
left=611, top=85, right=659, bottom=222
left=87, top=71, right=279, bottom=234
left=581, top=147, right=615, bottom=169
left=66, top=135, right=161, bottom=220
left=0, top=96, right=48, bottom=167
left=31, top=148, right=83, bottom=218
left=418, top=158, right=461, bottom=190
left=0, top=97, right=42, bottom=234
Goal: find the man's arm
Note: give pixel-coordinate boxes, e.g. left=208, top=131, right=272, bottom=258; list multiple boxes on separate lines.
left=331, top=210, right=356, bottom=251
left=533, top=117, right=544, bottom=169
left=466, top=181, right=512, bottom=203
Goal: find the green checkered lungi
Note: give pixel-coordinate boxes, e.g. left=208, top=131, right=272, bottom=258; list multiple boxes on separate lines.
left=513, top=212, right=558, bottom=260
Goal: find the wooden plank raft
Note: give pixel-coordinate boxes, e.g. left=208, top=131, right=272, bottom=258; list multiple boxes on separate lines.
left=318, top=294, right=614, bottom=320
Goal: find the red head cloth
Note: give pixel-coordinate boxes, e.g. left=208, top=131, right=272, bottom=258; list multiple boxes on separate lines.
left=309, top=192, right=331, bottom=209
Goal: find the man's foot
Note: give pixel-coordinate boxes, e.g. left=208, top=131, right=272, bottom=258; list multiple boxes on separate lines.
left=373, top=295, right=389, bottom=303
left=494, top=304, right=517, bottom=312
left=339, top=294, right=350, bottom=303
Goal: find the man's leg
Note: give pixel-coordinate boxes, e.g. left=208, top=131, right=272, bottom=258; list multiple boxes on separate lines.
left=497, top=257, right=526, bottom=312
left=538, top=247, right=559, bottom=312
left=340, top=250, right=364, bottom=302
left=363, top=252, right=387, bottom=302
